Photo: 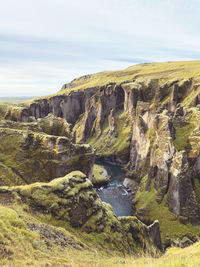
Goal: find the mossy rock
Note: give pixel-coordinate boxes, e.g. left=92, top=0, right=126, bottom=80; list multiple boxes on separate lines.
left=0, top=127, right=94, bottom=186
left=91, top=164, right=110, bottom=186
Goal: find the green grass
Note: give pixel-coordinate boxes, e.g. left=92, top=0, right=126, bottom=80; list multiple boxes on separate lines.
left=57, top=61, right=200, bottom=95
left=174, top=123, right=196, bottom=151
left=1, top=202, right=200, bottom=267
left=132, top=242, right=200, bottom=267
left=182, top=85, right=200, bottom=107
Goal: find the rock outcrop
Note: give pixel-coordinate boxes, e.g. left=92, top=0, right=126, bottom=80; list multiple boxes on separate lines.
left=91, top=164, right=110, bottom=186
left=0, top=114, right=73, bottom=139
left=1, top=89, right=96, bottom=124
left=0, top=171, right=162, bottom=254
left=0, top=117, right=94, bottom=186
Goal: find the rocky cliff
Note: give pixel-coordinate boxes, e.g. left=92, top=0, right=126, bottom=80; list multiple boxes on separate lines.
left=1, top=61, right=200, bottom=249
left=0, top=115, right=94, bottom=186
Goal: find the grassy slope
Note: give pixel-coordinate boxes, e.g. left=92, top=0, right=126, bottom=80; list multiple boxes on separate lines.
left=1, top=202, right=200, bottom=267
left=59, top=61, right=200, bottom=94
left=0, top=201, right=200, bottom=267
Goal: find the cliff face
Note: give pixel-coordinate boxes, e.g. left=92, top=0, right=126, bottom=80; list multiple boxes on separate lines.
left=1, top=61, right=200, bottom=245
left=1, top=89, right=96, bottom=124
left=126, top=79, right=200, bottom=226
left=123, top=76, right=200, bottom=244
left=0, top=116, right=94, bottom=186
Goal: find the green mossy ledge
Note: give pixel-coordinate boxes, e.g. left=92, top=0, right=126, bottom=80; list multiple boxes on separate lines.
left=0, top=171, right=162, bottom=263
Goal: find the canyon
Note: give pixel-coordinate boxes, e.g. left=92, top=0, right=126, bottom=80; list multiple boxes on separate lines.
left=1, top=61, right=200, bottom=265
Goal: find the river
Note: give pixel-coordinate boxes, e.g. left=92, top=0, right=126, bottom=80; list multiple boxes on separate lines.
left=95, top=161, right=134, bottom=217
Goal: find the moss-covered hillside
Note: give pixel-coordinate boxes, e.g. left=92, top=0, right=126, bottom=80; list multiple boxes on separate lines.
left=0, top=171, right=162, bottom=266
left=0, top=176, right=199, bottom=267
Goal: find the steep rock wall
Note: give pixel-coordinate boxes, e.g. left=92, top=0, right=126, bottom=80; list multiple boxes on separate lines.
left=0, top=118, right=94, bottom=186
left=4, top=88, right=96, bottom=124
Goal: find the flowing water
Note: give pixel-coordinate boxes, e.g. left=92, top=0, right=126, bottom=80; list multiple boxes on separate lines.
left=95, top=161, right=133, bottom=217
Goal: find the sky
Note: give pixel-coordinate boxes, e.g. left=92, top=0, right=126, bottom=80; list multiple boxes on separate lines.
left=0, top=0, right=200, bottom=97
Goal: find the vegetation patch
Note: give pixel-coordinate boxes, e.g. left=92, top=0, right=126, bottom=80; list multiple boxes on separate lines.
left=174, top=123, right=196, bottom=151
left=88, top=110, right=131, bottom=159
left=134, top=177, right=200, bottom=245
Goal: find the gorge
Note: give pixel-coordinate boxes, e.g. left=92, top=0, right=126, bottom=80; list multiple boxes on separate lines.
left=1, top=61, right=200, bottom=265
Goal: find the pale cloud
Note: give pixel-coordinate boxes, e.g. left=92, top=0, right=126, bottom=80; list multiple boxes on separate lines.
left=0, top=0, right=200, bottom=96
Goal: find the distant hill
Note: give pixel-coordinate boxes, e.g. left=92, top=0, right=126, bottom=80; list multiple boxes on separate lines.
left=0, top=96, right=35, bottom=103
